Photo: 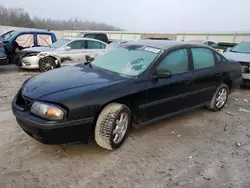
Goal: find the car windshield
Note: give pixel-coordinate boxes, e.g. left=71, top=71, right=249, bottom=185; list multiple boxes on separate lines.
left=91, top=46, right=161, bottom=76
left=50, top=39, right=70, bottom=48
left=231, top=41, right=250, bottom=53
left=1, top=30, right=16, bottom=41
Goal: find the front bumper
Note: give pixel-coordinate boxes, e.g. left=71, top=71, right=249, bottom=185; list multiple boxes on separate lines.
left=242, top=73, right=250, bottom=80
left=20, top=56, right=40, bottom=69
left=0, top=55, right=7, bottom=65
left=239, top=62, right=250, bottom=80
left=12, top=94, right=94, bottom=145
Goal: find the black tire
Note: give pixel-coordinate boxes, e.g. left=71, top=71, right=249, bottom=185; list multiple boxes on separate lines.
left=39, top=57, right=57, bottom=72
left=208, top=83, right=229, bottom=111
left=95, top=103, right=131, bottom=150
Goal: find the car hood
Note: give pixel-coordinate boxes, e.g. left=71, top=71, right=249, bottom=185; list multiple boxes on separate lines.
left=21, top=47, right=56, bottom=53
left=223, top=51, right=250, bottom=62
left=22, top=64, right=127, bottom=99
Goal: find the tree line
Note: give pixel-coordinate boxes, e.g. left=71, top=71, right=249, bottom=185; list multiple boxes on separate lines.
left=0, top=5, right=122, bottom=31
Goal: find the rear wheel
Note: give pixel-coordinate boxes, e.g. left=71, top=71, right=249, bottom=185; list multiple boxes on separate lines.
left=208, top=83, right=229, bottom=111
left=94, top=103, right=131, bottom=150
left=39, top=57, right=57, bottom=72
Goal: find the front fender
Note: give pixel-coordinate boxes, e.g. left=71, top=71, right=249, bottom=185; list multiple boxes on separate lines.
left=38, top=54, right=61, bottom=65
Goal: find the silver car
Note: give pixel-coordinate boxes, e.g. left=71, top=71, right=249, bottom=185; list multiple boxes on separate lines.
left=19, top=37, right=107, bottom=72
left=223, top=40, right=250, bottom=86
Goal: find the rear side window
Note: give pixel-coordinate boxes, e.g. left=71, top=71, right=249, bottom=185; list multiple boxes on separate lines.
left=191, top=48, right=215, bottom=70
left=156, top=49, right=189, bottom=75
left=87, top=40, right=105, bottom=49
left=37, top=34, right=52, bottom=46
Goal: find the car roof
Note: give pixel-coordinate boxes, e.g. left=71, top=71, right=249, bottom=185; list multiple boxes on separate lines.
left=62, top=37, right=108, bottom=44
left=82, top=32, right=106, bottom=35
left=14, top=29, right=53, bottom=34
left=123, top=39, right=206, bottom=49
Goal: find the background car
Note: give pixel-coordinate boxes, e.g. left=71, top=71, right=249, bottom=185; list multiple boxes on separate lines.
left=12, top=40, right=242, bottom=150
left=210, top=42, right=238, bottom=54
left=106, top=40, right=128, bottom=50
left=18, top=37, right=108, bottom=72
left=223, top=40, right=250, bottom=87
left=188, top=40, right=217, bottom=46
left=77, top=32, right=111, bottom=44
left=0, top=29, right=57, bottom=64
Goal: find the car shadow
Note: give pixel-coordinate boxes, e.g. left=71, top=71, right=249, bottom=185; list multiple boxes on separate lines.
left=0, top=64, right=39, bottom=74
left=34, top=108, right=207, bottom=159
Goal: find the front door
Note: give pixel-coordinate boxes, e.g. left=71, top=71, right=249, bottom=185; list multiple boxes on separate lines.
left=60, top=40, right=85, bottom=65
left=14, top=33, right=35, bottom=50
left=142, top=48, right=196, bottom=121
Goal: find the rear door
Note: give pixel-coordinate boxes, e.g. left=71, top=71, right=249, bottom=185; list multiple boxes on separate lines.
left=143, top=48, right=196, bottom=121
left=36, top=34, right=53, bottom=47
left=84, top=40, right=107, bottom=61
left=189, top=47, right=222, bottom=105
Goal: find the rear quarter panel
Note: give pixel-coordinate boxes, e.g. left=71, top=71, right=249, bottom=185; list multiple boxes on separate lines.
left=220, top=59, right=242, bottom=90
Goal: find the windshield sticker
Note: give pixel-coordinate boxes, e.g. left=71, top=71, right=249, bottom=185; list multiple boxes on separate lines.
left=123, top=58, right=146, bottom=74
left=131, top=64, right=144, bottom=71
left=131, top=57, right=144, bottom=65
left=143, top=47, right=161, bottom=54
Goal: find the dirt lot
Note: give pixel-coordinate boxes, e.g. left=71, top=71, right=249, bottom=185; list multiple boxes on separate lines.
left=0, top=65, right=250, bottom=188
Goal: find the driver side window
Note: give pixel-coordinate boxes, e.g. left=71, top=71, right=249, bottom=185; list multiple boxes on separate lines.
left=67, top=40, right=84, bottom=49
left=156, top=49, right=189, bottom=75
left=15, top=34, right=34, bottom=48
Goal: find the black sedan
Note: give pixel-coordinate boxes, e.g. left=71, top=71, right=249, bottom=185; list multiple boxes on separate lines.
left=12, top=40, right=242, bottom=150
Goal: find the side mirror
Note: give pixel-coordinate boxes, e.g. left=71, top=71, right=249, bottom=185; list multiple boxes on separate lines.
left=64, top=46, right=71, bottom=51
left=153, top=70, right=172, bottom=79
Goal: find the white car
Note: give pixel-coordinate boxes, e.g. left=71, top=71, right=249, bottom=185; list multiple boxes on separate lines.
left=17, top=37, right=108, bottom=72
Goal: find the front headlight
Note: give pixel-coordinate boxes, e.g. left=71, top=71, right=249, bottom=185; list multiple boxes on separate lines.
left=30, top=101, right=65, bottom=120
left=24, top=52, right=39, bottom=57
left=38, top=53, right=48, bottom=57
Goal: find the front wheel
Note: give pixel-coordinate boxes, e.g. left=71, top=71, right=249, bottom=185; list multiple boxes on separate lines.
left=95, top=103, right=131, bottom=150
left=39, top=57, right=57, bottom=72
left=208, top=83, right=229, bottom=111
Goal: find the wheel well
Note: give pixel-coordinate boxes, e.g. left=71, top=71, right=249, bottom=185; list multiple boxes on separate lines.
left=40, top=56, right=60, bottom=67
left=223, top=80, right=232, bottom=91
left=92, top=97, right=139, bottom=131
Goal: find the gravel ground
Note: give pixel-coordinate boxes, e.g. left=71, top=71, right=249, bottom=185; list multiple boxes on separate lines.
left=0, top=65, right=250, bottom=188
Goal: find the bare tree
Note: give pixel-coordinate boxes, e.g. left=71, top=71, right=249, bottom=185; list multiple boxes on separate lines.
left=0, top=4, right=122, bottom=31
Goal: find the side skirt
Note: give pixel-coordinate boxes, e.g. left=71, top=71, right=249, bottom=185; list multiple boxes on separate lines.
left=132, top=102, right=209, bottom=128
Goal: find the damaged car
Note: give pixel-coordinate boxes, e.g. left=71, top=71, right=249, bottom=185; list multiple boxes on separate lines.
left=0, top=29, right=57, bottom=65
left=223, top=40, right=250, bottom=87
left=12, top=40, right=242, bottom=150
left=17, top=37, right=107, bottom=72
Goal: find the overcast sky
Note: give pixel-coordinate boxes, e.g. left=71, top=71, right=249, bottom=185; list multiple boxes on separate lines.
left=1, top=0, right=250, bottom=33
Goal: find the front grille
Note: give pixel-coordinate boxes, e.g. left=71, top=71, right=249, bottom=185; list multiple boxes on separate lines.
left=239, top=61, right=250, bottom=73
left=16, top=91, right=34, bottom=109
